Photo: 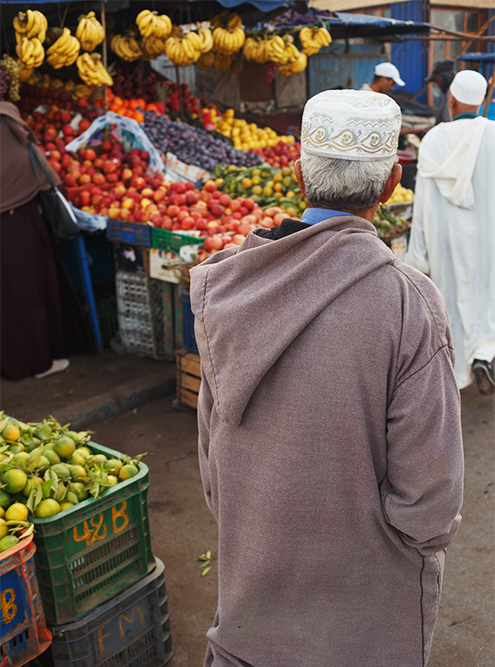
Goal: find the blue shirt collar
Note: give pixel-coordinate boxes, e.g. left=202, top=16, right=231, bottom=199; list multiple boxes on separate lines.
left=301, top=207, right=351, bottom=226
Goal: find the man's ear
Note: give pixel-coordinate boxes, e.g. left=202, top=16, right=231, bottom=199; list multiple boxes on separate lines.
left=294, top=159, right=307, bottom=200
left=448, top=91, right=456, bottom=119
left=379, top=163, right=402, bottom=203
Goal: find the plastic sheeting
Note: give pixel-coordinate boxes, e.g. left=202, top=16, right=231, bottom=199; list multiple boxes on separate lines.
left=65, top=111, right=165, bottom=173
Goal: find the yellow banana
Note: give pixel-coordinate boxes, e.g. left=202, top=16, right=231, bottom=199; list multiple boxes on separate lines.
left=186, top=31, right=202, bottom=52
left=198, top=28, right=213, bottom=53
left=317, top=27, right=332, bottom=46
left=25, top=10, right=35, bottom=35
left=227, top=14, right=242, bottom=29
left=47, top=27, right=70, bottom=54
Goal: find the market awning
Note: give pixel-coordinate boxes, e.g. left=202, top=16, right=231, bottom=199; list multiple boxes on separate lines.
left=189, top=0, right=294, bottom=11
left=327, top=12, right=430, bottom=39
left=0, top=0, right=296, bottom=9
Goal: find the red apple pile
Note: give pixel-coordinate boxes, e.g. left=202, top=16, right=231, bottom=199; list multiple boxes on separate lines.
left=23, top=104, right=98, bottom=150
left=196, top=205, right=298, bottom=262
left=251, top=141, right=301, bottom=168
left=18, top=85, right=75, bottom=114
left=149, top=179, right=284, bottom=235
left=43, top=141, right=164, bottom=217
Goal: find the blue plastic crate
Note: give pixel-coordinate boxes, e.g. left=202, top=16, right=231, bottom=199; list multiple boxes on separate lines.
left=0, top=535, right=52, bottom=667
left=180, top=292, right=198, bottom=354
left=107, top=220, right=152, bottom=247
left=49, top=558, right=172, bottom=667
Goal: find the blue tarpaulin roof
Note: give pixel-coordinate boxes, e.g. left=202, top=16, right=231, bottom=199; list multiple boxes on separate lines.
left=0, top=0, right=293, bottom=7
left=457, top=52, right=495, bottom=62
left=330, top=12, right=429, bottom=37
left=190, top=0, right=292, bottom=11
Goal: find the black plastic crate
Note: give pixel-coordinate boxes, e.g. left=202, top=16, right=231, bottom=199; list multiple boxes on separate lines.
left=49, top=558, right=172, bottom=667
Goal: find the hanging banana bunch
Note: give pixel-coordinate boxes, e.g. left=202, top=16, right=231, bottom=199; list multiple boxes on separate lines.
left=197, top=50, right=214, bottom=70
left=46, top=28, right=80, bottom=69
left=197, top=27, right=213, bottom=54
left=76, top=53, right=113, bottom=87
left=165, top=29, right=202, bottom=66
left=76, top=12, right=105, bottom=52
left=279, top=52, right=307, bottom=76
left=265, top=35, right=299, bottom=65
left=212, top=13, right=245, bottom=55
left=299, top=26, right=331, bottom=56
left=141, top=36, right=167, bottom=60
left=243, top=36, right=271, bottom=64
left=136, top=10, right=172, bottom=39
left=16, top=36, right=44, bottom=69
left=110, top=34, right=143, bottom=62
left=13, top=10, right=47, bottom=43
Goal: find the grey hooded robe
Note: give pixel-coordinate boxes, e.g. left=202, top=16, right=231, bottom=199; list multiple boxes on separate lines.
left=190, top=215, right=464, bottom=667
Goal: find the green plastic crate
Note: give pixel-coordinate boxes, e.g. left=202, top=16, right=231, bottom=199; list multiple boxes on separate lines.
left=151, top=227, right=204, bottom=254
left=32, top=442, right=155, bottom=626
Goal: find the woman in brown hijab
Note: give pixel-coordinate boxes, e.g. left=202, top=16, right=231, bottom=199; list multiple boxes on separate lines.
left=0, top=101, right=91, bottom=380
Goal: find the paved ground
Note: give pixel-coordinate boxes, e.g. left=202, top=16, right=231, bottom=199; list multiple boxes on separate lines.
left=0, top=350, right=175, bottom=428
left=3, top=351, right=493, bottom=666
left=85, top=383, right=493, bottom=667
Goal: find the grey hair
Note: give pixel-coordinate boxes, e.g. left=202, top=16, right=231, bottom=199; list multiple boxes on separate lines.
left=300, top=149, right=397, bottom=214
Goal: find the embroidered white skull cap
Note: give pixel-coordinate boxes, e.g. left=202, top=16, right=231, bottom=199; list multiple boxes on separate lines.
left=301, top=89, right=402, bottom=162
left=450, top=70, right=487, bottom=106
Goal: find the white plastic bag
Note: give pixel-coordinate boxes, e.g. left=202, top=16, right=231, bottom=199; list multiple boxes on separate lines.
left=65, top=111, right=165, bottom=174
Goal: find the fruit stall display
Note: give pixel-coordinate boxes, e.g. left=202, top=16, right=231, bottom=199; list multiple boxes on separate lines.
left=214, top=164, right=306, bottom=218
left=373, top=203, right=412, bottom=243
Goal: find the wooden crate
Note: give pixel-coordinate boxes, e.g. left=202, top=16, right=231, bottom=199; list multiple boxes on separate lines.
left=176, top=350, right=201, bottom=409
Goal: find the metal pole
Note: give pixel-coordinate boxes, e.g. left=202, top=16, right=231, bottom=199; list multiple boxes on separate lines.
left=100, top=0, right=108, bottom=111
left=175, top=64, right=184, bottom=119
left=482, top=75, right=495, bottom=118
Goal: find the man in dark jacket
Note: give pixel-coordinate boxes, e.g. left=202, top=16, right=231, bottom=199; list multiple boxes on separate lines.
left=426, top=59, right=456, bottom=125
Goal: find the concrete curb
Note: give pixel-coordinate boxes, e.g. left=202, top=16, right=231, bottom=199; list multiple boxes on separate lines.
left=31, top=370, right=176, bottom=430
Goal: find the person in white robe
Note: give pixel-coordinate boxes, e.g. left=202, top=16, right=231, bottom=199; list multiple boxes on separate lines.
left=406, top=70, right=495, bottom=394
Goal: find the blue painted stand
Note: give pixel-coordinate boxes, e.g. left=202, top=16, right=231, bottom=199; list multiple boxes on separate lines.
left=73, top=234, right=103, bottom=352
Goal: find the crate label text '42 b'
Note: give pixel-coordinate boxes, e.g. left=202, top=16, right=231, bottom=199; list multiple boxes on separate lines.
left=72, top=502, right=130, bottom=549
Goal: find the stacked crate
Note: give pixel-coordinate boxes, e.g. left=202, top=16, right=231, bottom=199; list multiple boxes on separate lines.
left=107, top=220, right=202, bottom=361
left=31, top=442, right=173, bottom=666
left=0, top=535, right=52, bottom=666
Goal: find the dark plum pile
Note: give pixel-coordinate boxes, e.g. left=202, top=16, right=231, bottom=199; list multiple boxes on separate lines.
left=143, top=111, right=262, bottom=172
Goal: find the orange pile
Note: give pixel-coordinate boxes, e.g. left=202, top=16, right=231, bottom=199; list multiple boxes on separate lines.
left=92, top=90, right=165, bottom=123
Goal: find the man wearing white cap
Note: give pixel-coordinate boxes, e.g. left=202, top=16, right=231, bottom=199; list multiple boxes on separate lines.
left=406, top=69, right=495, bottom=395
left=190, top=90, right=463, bottom=667
left=361, top=61, right=406, bottom=94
